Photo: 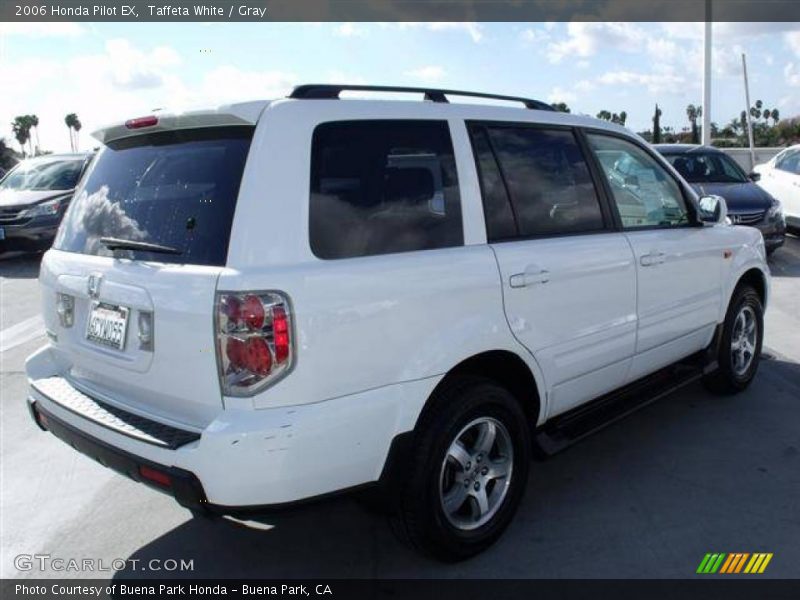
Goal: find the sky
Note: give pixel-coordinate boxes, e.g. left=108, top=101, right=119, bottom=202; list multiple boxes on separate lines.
left=2, top=21, right=800, bottom=154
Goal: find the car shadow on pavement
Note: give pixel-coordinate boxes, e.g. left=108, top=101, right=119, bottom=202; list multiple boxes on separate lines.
left=112, top=358, right=800, bottom=580
left=0, top=251, right=42, bottom=278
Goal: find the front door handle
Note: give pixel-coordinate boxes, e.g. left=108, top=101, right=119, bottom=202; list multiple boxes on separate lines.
left=640, top=252, right=666, bottom=267
left=510, top=269, right=550, bottom=288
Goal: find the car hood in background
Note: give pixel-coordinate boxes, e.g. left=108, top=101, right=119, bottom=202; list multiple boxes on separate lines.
left=0, top=189, right=73, bottom=208
left=691, top=182, right=774, bottom=212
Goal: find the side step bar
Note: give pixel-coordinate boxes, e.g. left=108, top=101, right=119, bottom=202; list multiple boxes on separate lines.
left=535, top=352, right=716, bottom=456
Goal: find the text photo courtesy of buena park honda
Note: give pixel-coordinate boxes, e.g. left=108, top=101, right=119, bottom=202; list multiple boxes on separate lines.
left=1, top=0, right=799, bottom=596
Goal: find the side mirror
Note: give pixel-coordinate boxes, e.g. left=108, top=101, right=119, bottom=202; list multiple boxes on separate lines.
left=748, top=171, right=761, bottom=182
left=698, top=194, right=728, bottom=225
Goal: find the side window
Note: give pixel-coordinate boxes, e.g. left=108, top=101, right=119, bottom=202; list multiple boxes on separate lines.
left=479, top=125, right=606, bottom=238
left=776, top=149, right=800, bottom=174
left=587, top=134, right=690, bottom=229
left=309, top=120, right=463, bottom=259
left=467, top=125, right=517, bottom=241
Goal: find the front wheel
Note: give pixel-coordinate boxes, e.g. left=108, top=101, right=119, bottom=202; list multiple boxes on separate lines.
left=704, top=285, right=764, bottom=394
left=390, top=376, right=530, bottom=561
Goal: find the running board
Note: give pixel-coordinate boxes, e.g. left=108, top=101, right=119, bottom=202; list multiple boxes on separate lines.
left=535, top=354, right=713, bottom=456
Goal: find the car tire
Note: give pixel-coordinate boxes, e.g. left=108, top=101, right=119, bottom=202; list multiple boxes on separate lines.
left=389, top=376, right=530, bottom=561
left=703, top=284, right=764, bottom=394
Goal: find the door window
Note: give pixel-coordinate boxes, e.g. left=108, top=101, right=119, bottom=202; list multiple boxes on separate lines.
left=587, top=134, right=690, bottom=229
left=471, top=125, right=605, bottom=239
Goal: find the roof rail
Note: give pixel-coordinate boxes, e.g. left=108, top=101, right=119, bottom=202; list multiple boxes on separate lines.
left=288, top=84, right=555, bottom=111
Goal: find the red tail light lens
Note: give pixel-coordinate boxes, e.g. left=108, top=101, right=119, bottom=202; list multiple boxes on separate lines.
left=242, top=294, right=265, bottom=330
left=216, top=291, right=293, bottom=396
left=125, top=115, right=159, bottom=129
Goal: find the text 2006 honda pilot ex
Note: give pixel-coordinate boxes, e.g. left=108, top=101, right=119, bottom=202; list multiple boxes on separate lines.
left=26, top=85, right=770, bottom=560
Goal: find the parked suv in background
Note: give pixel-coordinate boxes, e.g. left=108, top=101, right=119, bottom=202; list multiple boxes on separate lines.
left=655, top=144, right=785, bottom=254
left=26, top=86, right=770, bottom=560
left=753, top=144, right=800, bottom=234
left=0, top=153, right=92, bottom=253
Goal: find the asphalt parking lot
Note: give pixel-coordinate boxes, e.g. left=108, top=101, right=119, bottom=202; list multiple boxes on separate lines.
left=1, top=238, right=798, bottom=580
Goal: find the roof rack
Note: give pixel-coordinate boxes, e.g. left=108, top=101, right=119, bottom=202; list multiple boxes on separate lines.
left=288, top=84, right=555, bottom=111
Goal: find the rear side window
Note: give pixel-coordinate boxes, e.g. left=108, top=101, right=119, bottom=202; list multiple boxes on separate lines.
left=310, top=120, right=463, bottom=259
left=54, top=127, right=252, bottom=267
left=472, top=125, right=605, bottom=239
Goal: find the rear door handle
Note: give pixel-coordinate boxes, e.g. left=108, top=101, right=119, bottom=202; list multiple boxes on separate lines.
left=509, top=269, right=549, bottom=288
left=640, top=252, right=666, bottom=267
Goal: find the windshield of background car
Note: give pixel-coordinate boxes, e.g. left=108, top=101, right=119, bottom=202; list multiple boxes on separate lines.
left=53, top=127, right=253, bottom=267
left=0, top=157, right=85, bottom=191
left=664, top=152, right=748, bottom=184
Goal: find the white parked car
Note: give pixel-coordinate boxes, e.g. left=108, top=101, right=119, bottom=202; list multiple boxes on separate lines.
left=753, top=144, right=800, bottom=233
left=26, top=85, right=770, bottom=560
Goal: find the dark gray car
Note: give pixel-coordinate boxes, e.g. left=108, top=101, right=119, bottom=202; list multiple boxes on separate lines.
left=655, top=144, right=785, bottom=254
left=0, top=153, right=92, bottom=253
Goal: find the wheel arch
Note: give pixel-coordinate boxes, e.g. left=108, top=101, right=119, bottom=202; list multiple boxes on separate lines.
left=732, top=267, right=768, bottom=310
left=420, top=350, right=544, bottom=432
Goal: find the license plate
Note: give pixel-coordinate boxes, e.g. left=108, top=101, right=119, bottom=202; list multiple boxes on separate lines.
left=86, top=302, right=129, bottom=350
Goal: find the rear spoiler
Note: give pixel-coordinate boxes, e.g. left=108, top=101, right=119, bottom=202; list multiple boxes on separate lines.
left=91, top=100, right=269, bottom=145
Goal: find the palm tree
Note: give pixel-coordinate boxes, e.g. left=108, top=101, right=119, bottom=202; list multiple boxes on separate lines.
left=73, top=117, right=82, bottom=151
left=770, top=108, right=780, bottom=126
left=29, top=114, right=40, bottom=155
left=65, top=113, right=78, bottom=152
left=12, top=116, right=32, bottom=156
left=550, top=102, right=571, bottom=113
left=686, top=104, right=702, bottom=144
left=596, top=110, right=612, bottom=121
left=652, top=104, right=662, bottom=144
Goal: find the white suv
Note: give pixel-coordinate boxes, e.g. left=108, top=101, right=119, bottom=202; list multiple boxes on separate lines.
left=26, top=85, right=770, bottom=560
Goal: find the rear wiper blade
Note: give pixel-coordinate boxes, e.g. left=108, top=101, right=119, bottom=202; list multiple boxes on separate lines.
left=99, top=237, right=182, bottom=255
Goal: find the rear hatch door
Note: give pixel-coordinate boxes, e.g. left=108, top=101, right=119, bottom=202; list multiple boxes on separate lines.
left=39, top=125, right=254, bottom=428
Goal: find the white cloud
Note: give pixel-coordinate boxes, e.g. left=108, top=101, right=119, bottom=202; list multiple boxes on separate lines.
left=785, top=63, right=800, bottom=87
left=546, top=22, right=645, bottom=64
left=574, top=79, right=595, bottom=92
left=391, top=22, right=483, bottom=43
left=597, top=68, right=687, bottom=95
left=547, top=86, right=577, bottom=104
left=520, top=27, right=549, bottom=44
left=404, top=65, right=446, bottom=83
left=0, top=22, right=85, bottom=37
left=787, top=32, right=800, bottom=57
left=198, top=67, right=297, bottom=105
left=334, top=23, right=366, bottom=38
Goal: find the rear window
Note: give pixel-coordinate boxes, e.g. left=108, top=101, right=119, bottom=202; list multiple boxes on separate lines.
left=309, top=120, right=463, bottom=259
left=54, top=127, right=252, bottom=267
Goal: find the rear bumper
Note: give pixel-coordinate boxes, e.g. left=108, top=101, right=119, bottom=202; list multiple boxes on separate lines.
left=28, top=398, right=207, bottom=510
left=25, top=345, right=437, bottom=509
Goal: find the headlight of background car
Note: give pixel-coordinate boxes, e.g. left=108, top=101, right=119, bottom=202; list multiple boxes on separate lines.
left=766, top=199, right=784, bottom=222
left=18, top=197, right=63, bottom=219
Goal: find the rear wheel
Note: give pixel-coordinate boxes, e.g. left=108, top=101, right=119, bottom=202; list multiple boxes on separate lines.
left=390, top=376, right=530, bottom=561
left=704, top=285, right=763, bottom=394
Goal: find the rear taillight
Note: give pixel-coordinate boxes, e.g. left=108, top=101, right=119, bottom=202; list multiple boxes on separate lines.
left=216, top=291, right=294, bottom=396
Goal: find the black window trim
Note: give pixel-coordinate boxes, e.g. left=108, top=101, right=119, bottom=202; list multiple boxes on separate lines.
left=578, top=127, right=702, bottom=231
left=465, top=119, right=617, bottom=244
left=308, top=118, right=465, bottom=261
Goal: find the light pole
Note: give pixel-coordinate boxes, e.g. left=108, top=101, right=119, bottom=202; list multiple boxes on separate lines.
left=702, top=0, right=712, bottom=146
